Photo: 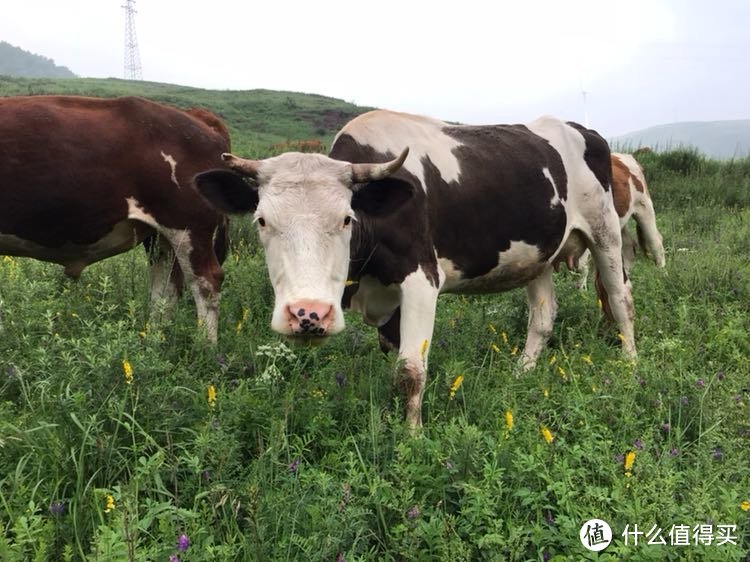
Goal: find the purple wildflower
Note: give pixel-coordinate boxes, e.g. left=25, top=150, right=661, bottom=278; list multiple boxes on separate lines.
left=639, top=377, right=647, bottom=387
left=201, top=469, right=210, bottom=482
left=169, top=556, right=180, bottom=562
left=335, top=553, right=345, bottom=562
left=614, top=453, right=625, bottom=464
left=634, top=438, right=644, bottom=450
left=444, top=459, right=454, bottom=471
left=545, top=510, right=555, bottom=525
left=177, top=533, right=190, bottom=552
left=696, top=379, right=705, bottom=388
left=407, top=505, right=420, bottom=520
left=542, top=551, right=551, bottom=562
left=288, top=459, right=300, bottom=473
left=716, top=370, right=725, bottom=381
left=49, top=501, right=65, bottom=516
left=335, top=372, right=346, bottom=387
left=712, top=448, right=723, bottom=460
left=669, top=448, right=679, bottom=457
left=680, top=396, right=689, bottom=406
left=660, top=422, right=671, bottom=433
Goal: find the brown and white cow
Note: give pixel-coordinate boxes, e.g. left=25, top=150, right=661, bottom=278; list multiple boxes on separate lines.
left=0, top=95, right=229, bottom=341
left=575, top=152, right=666, bottom=288
left=195, top=110, right=636, bottom=427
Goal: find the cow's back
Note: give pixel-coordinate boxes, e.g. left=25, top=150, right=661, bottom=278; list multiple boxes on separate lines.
left=331, top=110, right=611, bottom=291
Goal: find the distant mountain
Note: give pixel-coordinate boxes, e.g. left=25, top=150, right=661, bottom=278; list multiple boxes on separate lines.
left=612, top=120, right=750, bottom=160
left=0, top=41, right=76, bottom=78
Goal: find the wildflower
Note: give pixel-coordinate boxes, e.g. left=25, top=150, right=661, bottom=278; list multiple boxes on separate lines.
left=660, top=422, right=671, bottom=433
left=335, top=553, right=345, bottom=562
left=491, top=343, right=500, bottom=353
left=740, top=500, right=750, bottom=512
left=207, top=384, right=216, bottom=408
left=596, top=298, right=602, bottom=310
left=680, top=396, right=689, bottom=406
left=634, top=438, right=644, bottom=450
left=419, top=339, right=428, bottom=361
left=540, top=426, right=554, bottom=444
left=49, top=501, right=65, bottom=516
left=712, top=448, right=723, bottom=460
left=407, top=505, right=420, bottom=520
left=449, top=374, right=464, bottom=400
left=510, top=345, right=518, bottom=356
left=543, top=388, right=549, bottom=398
left=488, top=323, right=497, bottom=334
left=582, top=354, right=593, bottom=365
left=548, top=354, right=557, bottom=365
left=617, top=332, right=626, bottom=342
left=236, top=307, right=249, bottom=333
left=335, top=372, right=346, bottom=386
left=103, top=494, right=115, bottom=513
left=716, top=370, right=725, bottom=381
left=696, top=378, right=705, bottom=388
left=177, top=533, right=190, bottom=552
left=504, top=410, right=514, bottom=433
left=501, top=331, right=508, bottom=344
left=557, top=366, right=566, bottom=379
left=169, top=556, right=180, bottom=562
left=288, top=459, right=300, bottom=473
left=121, top=359, right=133, bottom=385
left=669, top=448, right=679, bottom=457
left=624, top=450, right=635, bottom=476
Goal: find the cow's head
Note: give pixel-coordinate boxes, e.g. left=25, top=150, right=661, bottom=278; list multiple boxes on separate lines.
left=194, top=148, right=411, bottom=341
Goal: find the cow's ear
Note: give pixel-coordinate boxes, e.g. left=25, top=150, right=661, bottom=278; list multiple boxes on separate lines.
left=351, top=178, right=413, bottom=217
left=194, top=170, right=259, bottom=214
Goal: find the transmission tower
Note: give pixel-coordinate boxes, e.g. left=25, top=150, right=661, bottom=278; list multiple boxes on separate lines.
left=122, top=0, right=142, bottom=80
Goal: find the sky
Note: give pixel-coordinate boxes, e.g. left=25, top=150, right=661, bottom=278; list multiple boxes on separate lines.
left=2, top=0, right=749, bottom=138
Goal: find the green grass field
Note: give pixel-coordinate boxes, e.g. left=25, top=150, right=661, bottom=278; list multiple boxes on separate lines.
left=1, top=79, right=749, bottom=560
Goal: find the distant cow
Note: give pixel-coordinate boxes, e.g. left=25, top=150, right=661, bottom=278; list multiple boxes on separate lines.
left=575, top=152, right=665, bottom=288
left=0, top=95, right=229, bottom=341
left=195, top=110, right=636, bottom=427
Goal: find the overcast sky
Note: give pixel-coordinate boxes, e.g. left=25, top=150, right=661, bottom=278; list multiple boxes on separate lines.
left=2, top=0, right=748, bottom=137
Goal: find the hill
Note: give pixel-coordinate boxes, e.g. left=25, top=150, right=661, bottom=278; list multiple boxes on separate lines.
left=0, top=41, right=76, bottom=79
left=612, top=119, right=750, bottom=160
left=0, top=75, right=372, bottom=157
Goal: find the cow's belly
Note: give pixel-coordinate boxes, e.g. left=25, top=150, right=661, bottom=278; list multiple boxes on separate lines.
left=439, top=240, right=550, bottom=294
left=0, top=219, right=151, bottom=274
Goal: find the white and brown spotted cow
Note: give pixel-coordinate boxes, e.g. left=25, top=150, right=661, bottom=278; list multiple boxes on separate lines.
left=195, top=110, right=636, bottom=427
left=0, top=95, right=229, bottom=341
left=575, top=152, right=666, bottom=288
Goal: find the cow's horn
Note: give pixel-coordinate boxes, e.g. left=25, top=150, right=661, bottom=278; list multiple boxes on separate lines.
left=222, top=152, right=261, bottom=176
left=350, top=147, right=409, bottom=184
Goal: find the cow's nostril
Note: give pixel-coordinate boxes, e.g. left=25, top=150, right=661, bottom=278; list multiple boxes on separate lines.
left=297, top=308, right=305, bottom=317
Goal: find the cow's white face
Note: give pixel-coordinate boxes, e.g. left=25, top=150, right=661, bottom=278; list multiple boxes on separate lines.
left=254, top=154, right=355, bottom=337
left=194, top=149, right=409, bottom=342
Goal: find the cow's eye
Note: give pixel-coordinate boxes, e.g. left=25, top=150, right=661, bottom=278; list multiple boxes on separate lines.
left=343, top=216, right=352, bottom=227
left=257, top=217, right=266, bottom=227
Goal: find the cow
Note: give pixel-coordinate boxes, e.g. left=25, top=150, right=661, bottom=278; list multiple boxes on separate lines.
left=195, top=109, right=636, bottom=427
left=575, top=152, right=666, bottom=289
left=0, top=95, right=229, bottom=341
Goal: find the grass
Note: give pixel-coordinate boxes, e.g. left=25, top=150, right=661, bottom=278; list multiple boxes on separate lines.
left=1, top=80, right=749, bottom=559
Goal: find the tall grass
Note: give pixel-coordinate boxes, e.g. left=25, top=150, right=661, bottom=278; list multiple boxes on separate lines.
left=1, top=141, right=749, bottom=560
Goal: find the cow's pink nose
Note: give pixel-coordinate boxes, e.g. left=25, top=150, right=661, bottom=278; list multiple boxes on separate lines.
left=286, top=300, right=334, bottom=336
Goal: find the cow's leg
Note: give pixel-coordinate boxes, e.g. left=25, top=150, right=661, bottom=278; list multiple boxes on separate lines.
left=621, top=227, right=637, bottom=274
left=589, top=226, right=637, bottom=359
left=634, top=199, right=666, bottom=267
left=520, top=267, right=557, bottom=370
left=397, top=268, right=440, bottom=429
left=378, top=307, right=401, bottom=353
left=160, top=227, right=224, bottom=343
left=575, top=249, right=592, bottom=290
left=145, top=235, right=182, bottom=323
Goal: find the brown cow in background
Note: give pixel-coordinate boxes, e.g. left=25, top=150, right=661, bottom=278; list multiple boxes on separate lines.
left=0, top=95, right=230, bottom=341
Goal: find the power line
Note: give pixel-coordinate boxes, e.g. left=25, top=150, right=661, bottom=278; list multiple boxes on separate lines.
left=122, top=0, right=142, bottom=80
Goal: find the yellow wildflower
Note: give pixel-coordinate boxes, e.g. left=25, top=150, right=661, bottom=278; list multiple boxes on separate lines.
left=582, top=354, right=593, bottom=366
left=557, top=366, right=566, bottom=378
left=540, top=426, right=554, bottom=444
left=420, top=339, right=429, bottom=361
left=596, top=298, right=603, bottom=310
left=549, top=354, right=557, bottom=365
left=207, top=384, right=216, bottom=408
left=236, top=307, right=250, bottom=333
left=740, top=500, right=750, bottom=512
left=122, top=360, right=133, bottom=385
left=104, top=494, right=115, bottom=513
left=510, top=345, right=518, bottom=356
left=624, top=450, right=635, bottom=477
left=491, top=343, right=500, bottom=354
left=449, top=375, right=464, bottom=400
left=617, top=332, right=626, bottom=343
left=504, top=410, right=514, bottom=432
left=501, top=331, right=508, bottom=344
left=543, top=388, right=549, bottom=398
left=488, top=323, right=497, bottom=334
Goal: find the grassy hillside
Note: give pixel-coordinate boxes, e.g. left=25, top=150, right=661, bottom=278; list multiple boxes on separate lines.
left=0, top=128, right=748, bottom=562
left=0, top=76, right=372, bottom=157
left=612, top=120, right=750, bottom=160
